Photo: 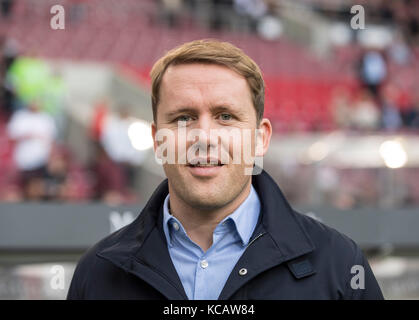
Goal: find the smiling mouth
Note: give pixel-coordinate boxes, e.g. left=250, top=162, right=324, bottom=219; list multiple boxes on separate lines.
left=187, top=163, right=224, bottom=167
left=187, top=158, right=224, bottom=167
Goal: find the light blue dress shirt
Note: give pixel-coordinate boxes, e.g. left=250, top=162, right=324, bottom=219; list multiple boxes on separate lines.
left=162, top=185, right=261, bottom=300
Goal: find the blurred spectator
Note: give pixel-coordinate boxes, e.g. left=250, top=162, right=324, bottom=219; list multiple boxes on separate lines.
left=69, top=0, right=88, bottom=25
left=379, top=84, right=403, bottom=131
left=1, top=184, right=22, bottom=202
left=0, top=0, right=14, bottom=18
left=7, top=57, right=51, bottom=110
left=387, top=32, right=411, bottom=66
left=7, top=102, right=57, bottom=200
left=350, top=90, right=380, bottom=130
left=43, top=147, right=69, bottom=201
left=335, top=168, right=379, bottom=209
left=43, top=68, right=67, bottom=141
left=45, top=144, right=94, bottom=202
left=24, top=174, right=46, bottom=201
left=257, top=14, right=283, bottom=41
left=0, top=37, right=19, bottom=119
left=233, top=0, right=267, bottom=32
left=210, top=0, right=233, bottom=31
left=405, top=3, right=419, bottom=45
left=358, top=49, right=388, bottom=99
left=1, top=37, right=19, bottom=71
left=100, top=107, right=147, bottom=189
left=315, top=166, right=340, bottom=205
left=330, top=86, right=353, bottom=129
left=90, top=98, right=109, bottom=142
left=160, top=0, right=183, bottom=28
left=381, top=103, right=403, bottom=131
left=402, top=92, right=419, bottom=129
left=0, top=60, right=15, bottom=119
left=88, top=99, right=138, bottom=204
left=90, top=142, right=136, bottom=205
left=7, top=102, right=57, bottom=171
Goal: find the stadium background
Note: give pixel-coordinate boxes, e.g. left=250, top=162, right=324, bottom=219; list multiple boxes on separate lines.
left=1, top=0, right=419, bottom=299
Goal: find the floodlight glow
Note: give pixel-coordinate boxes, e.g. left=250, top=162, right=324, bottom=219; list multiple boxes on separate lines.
left=128, top=120, right=154, bottom=151
left=379, top=140, right=407, bottom=169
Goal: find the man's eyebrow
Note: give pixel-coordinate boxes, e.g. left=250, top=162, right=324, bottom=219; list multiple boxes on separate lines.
left=165, top=105, right=246, bottom=118
left=165, top=107, right=197, bottom=118
left=210, top=105, right=239, bottom=113
left=210, top=105, right=247, bottom=117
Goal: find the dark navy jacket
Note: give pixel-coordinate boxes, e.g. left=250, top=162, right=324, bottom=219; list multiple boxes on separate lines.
left=67, top=170, right=384, bottom=300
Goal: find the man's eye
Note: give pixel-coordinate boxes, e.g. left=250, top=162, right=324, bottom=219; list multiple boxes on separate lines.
left=220, top=113, right=232, bottom=121
left=176, top=115, right=192, bottom=122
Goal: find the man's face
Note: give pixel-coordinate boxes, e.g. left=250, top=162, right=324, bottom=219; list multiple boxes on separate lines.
left=152, top=63, right=271, bottom=211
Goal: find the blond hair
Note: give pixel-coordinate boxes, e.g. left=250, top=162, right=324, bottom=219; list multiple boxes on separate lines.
left=150, top=39, right=265, bottom=124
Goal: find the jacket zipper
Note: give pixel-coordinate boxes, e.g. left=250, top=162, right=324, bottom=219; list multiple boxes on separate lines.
left=246, top=232, right=266, bottom=249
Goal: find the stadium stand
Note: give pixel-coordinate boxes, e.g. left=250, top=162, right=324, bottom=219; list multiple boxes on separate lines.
left=0, top=0, right=419, bottom=206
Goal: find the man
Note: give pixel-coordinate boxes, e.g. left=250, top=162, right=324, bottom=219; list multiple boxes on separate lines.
left=68, top=40, right=384, bottom=300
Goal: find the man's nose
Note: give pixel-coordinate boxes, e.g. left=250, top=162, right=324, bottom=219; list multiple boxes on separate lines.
left=194, top=114, right=218, bottom=147
left=195, top=114, right=213, bottom=133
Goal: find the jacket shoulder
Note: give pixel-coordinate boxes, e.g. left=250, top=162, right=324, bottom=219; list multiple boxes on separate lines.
left=293, top=210, right=359, bottom=257
left=292, top=210, right=384, bottom=299
left=66, top=221, right=138, bottom=300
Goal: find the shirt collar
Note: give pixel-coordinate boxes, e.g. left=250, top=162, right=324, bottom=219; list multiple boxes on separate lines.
left=219, top=185, right=261, bottom=246
left=162, top=195, right=180, bottom=247
left=162, top=185, right=261, bottom=247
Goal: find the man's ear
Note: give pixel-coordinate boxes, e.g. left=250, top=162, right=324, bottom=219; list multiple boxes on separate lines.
left=256, top=118, right=272, bottom=158
left=151, top=121, right=163, bottom=164
left=246, top=118, right=272, bottom=176
left=151, top=121, right=158, bottom=153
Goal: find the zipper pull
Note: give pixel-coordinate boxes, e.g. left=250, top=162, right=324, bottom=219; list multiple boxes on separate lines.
left=246, top=232, right=266, bottom=248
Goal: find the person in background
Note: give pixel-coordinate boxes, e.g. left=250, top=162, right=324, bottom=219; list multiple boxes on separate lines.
left=358, top=49, right=387, bottom=100
left=233, top=0, right=267, bottom=32
left=90, top=142, right=137, bottom=205
left=43, top=146, right=69, bottom=201
left=0, top=0, right=14, bottom=18
left=0, top=37, right=19, bottom=120
left=159, top=0, right=183, bottom=28
left=7, top=101, right=57, bottom=200
left=100, top=107, right=147, bottom=189
left=402, top=92, right=419, bottom=129
left=350, top=89, right=380, bottom=131
left=379, top=84, right=403, bottom=131
left=330, top=86, right=353, bottom=130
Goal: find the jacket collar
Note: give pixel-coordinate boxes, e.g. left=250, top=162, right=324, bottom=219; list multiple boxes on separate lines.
left=252, top=169, right=315, bottom=259
left=218, top=170, right=316, bottom=299
left=97, top=169, right=315, bottom=300
left=97, top=178, right=188, bottom=299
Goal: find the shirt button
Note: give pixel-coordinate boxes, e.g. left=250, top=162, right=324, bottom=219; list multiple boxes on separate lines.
left=200, top=260, right=209, bottom=269
left=172, top=222, right=180, bottom=231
